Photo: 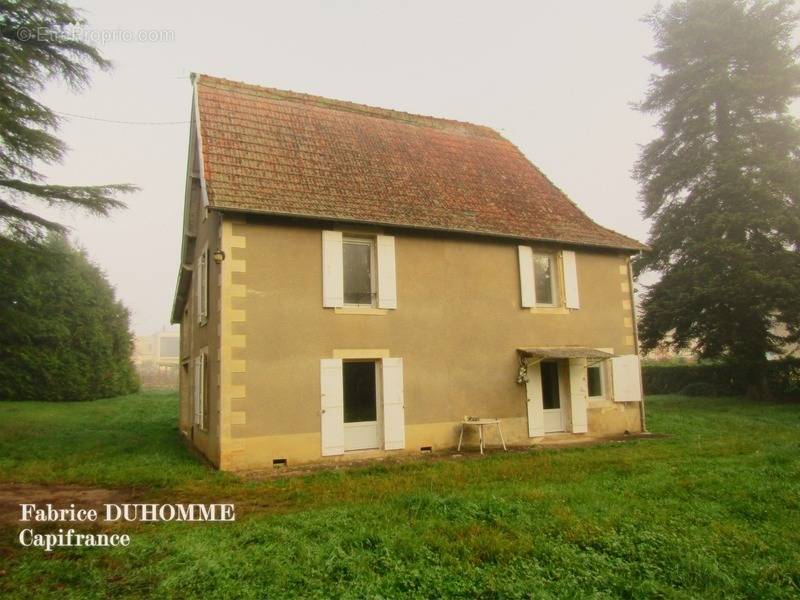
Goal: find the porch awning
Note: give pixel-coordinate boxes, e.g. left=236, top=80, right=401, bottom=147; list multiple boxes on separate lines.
left=517, top=347, right=614, bottom=360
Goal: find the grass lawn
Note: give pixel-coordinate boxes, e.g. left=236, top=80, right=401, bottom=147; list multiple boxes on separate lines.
left=0, top=393, right=798, bottom=599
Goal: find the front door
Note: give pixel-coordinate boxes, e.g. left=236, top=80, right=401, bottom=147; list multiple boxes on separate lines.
left=343, top=361, right=380, bottom=451
left=541, top=361, right=564, bottom=433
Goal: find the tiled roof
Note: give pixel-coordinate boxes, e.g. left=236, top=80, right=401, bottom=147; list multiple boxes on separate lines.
left=194, top=74, right=645, bottom=251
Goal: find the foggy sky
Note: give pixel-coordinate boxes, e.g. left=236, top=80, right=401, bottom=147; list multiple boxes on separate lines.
left=32, top=0, right=664, bottom=334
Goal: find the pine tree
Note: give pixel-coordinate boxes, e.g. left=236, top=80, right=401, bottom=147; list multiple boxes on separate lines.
left=635, top=0, right=800, bottom=397
left=0, top=0, right=134, bottom=242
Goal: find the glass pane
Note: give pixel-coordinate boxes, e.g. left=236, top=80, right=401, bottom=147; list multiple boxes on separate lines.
left=533, top=254, right=554, bottom=305
left=587, top=366, right=603, bottom=397
left=541, top=362, right=560, bottom=409
left=343, top=241, right=373, bottom=305
left=343, top=361, right=377, bottom=423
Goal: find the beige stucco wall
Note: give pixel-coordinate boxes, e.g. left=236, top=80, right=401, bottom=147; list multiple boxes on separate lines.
left=177, top=198, right=222, bottom=467
left=211, top=216, right=642, bottom=470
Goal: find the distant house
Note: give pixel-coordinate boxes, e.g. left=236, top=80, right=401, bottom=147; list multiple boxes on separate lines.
left=171, top=74, right=648, bottom=470
left=133, top=329, right=180, bottom=371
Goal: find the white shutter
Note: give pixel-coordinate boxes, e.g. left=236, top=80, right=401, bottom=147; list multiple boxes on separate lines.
left=382, top=357, right=405, bottom=450
left=195, top=255, right=202, bottom=321
left=320, top=358, right=345, bottom=455
left=518, top=246, right=535, bottom=308
left=568, top=358, right=588, bottom=433
left=611, top=354, right=643, bottom=403
left=562, top=250, right=580, bottom=309
left=376, top=235, right=397, bottom=309
left=525, top=361, right=545, bottom=437
left=193, top=356, right=201, bottom=425
left=197, top=247, right=208, bottom=323
left=322, top=231, right=344, bottom=308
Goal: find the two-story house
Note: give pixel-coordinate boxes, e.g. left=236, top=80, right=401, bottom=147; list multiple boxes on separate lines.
left=171, top=74, right=647, bottom=471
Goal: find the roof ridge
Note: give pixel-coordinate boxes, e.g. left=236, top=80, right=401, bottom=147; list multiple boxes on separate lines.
left=192, top=73, right=504, bottom=141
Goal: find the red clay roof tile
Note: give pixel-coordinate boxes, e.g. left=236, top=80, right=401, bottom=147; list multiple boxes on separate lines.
left=194, top=74, right=645, bottom=251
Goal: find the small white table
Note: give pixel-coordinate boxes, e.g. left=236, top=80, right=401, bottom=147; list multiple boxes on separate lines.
left=457, top=418, right=508, bottom=454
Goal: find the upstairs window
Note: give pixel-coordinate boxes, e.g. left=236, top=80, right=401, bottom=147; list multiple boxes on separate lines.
left=533, top=253, right=557, bottom=306
left=323, top=231, right=397, bottom=310
left=518, top=247, right=579, bottom=310
left=343, top=237, right=375, bottom=306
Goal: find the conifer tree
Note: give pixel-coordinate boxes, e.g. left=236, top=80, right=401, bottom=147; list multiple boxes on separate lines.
left=0, top=0, right=134, bottom=241
left=635, top=0, right=800, bottom=396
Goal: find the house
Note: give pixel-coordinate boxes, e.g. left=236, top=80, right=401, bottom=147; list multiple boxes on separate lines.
left=133, top=328, right=180, bottom=389
left=171, top=74, right=648, bottom=470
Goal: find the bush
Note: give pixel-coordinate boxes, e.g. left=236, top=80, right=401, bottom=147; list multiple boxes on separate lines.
left=643, top=360, right=800, bottom=398
left=642, top=364, right=737, bottom=396
left=0, top=236, right=139, bottom=401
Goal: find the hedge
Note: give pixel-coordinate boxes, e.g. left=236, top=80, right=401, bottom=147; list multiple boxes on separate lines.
left=642, top=359, right=800, bottom=397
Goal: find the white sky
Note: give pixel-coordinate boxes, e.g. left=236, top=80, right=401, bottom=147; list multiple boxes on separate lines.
left=34, top=0, right=664, bottom=335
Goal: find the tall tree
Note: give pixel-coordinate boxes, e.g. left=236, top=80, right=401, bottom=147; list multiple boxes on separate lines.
left=0, top=234, right=138, bottom=401
left=0, top=0, right=134, bottom=241
left=635, top=0, right=800, bottom=396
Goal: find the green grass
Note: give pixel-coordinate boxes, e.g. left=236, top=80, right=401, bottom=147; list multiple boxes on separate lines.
left=1, top=394, right=799, bottom=598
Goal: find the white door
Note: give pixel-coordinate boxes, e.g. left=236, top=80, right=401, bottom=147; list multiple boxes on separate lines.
left=342, top=360, right=380, bottom=451
left=540, top=361, right=565, bottom=433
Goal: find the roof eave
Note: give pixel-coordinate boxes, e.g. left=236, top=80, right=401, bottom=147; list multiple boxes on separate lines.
left=208, top=204, right=648, bottom=253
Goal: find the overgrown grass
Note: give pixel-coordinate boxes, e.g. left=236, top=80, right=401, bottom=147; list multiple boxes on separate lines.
left=1, top=394, right=798, bottom=598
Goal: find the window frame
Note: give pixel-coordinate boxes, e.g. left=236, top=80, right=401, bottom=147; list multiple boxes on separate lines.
left=342, top=235, right=377, bottom=308
left=532, top=252, right=560, bottom=308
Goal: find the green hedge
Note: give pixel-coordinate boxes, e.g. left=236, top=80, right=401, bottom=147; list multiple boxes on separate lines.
left=642, top=360, right=800, bottom=397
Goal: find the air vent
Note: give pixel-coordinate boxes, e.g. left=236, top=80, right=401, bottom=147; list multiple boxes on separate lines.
left=272, top=458, right=287, bottom=467
left=420, top=446, right=433, bottom=453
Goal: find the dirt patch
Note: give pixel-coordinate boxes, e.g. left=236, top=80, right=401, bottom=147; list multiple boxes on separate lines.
left=0, top=483, right=141, bottom=526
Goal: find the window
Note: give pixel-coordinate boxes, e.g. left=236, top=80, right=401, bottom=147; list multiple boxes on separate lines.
left=533, top=253, right=558, bottom=306
left=343, top=237, right=375, bottom=306
left=197, top=246, right=209, bottom=325
left=587, top=365, right=604, bottom=398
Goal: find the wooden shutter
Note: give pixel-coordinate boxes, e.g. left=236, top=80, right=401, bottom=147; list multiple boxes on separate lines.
left=201, top=353, right=210, bottom=431
left=382, top=357, right=405, bottom=450
left=322, top=231, right=344, bottom=308
left=525, top=361, right=545, bottom=437
left=518, top=246, right=535, bottom=308
left=197, top=247, right=208, bottom=323
left=320, top=358, right=345, bottom=455
left=193, top=356, right=202, bottom=425
left=562, top=250, right=580, bottom=309
left=376, top=235, right=397, bottom=309
left=568, top=358, right=588, bottom=433
left=611, top=354, right=643, bottom=403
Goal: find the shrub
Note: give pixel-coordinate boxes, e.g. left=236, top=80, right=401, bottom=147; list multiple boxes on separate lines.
left=0, top=236, right=139, bottom=401
left=643, top=360, right=800, bottom=398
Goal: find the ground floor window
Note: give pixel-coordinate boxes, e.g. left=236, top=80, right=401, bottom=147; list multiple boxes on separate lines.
left=587, top=364, right=604, bottom=398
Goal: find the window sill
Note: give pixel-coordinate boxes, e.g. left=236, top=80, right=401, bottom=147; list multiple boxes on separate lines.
left=335, top=307, right=389, bottom=316
left=528, top=306, right=570, bottom=315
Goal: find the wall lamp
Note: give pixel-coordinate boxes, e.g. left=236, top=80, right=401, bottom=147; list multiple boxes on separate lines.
left=213, top=249, right=226, bottom=264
